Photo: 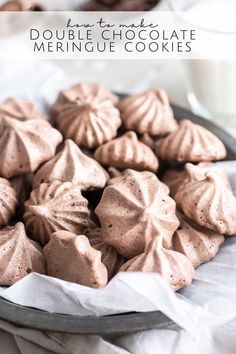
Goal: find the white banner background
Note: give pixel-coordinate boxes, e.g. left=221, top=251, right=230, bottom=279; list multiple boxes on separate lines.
left=0, top=11, right=235, bottom=59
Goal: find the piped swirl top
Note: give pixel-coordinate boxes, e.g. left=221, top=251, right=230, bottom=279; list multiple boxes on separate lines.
left=119, top=88, right=177, bottom=136
left=0, top=117, right=62, bottom=178
left=33, top=139, right=109, bottom=190
left=24, top=180, right=90, bottom=245
left=0, top=98, right=46, bottom=121
left=95, top=131, right=159, bottom=173
left=156, top=119, right=226, bottom=162
left=175, top=172, right=236, bottom=235
left=95, top=171, right=179, bottom=258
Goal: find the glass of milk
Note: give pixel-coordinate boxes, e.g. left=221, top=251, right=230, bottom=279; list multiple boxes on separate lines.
left=167, top=0, right=236, bottom=126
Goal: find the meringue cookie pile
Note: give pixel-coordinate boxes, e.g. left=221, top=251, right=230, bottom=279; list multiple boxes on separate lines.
left=0, top=84, right=233, bottom=293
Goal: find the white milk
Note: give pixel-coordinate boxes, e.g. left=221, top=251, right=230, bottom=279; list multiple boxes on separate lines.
left=187, top=60, right=236, bottom=117
left=183, top=0, right=236, bottom=117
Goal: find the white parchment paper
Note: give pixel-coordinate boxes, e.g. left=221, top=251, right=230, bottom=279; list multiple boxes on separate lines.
left=1, top=61, right=236, bottom=336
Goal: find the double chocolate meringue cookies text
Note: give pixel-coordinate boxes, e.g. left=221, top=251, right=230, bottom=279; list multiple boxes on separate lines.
left=0, top=83, right=233, bottom=292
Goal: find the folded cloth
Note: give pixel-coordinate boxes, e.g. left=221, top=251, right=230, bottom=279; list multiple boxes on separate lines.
left=1, top=318, right=236, bottom=354
left=0, top=319, right=129, bottom=354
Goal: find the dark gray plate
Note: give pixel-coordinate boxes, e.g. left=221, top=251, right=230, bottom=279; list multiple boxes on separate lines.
left=0, top=104, right=236, bottom=334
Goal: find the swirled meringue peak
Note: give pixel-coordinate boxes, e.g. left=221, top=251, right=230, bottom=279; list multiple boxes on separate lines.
left=175, top=172, right=236, bottom=235
left=0, top=0, right=43, bottom=10
left=55, top=98, right=121, bottom=150
left=119, top=88, right=178, bottom=136
left=43, top=231, right=108, bottom=288
left=85, top=227, right=125, bottom=279
left=95, top=131, right=159, bottom=173
left=0, top=117, right=62, bottom=179
left=24, top=181, right=90, bottom=245
left=156, top=119, right=226, bottom=162
left=162, top=162, right=229, bottom=198
left=120, top=237, right=194, bottom=291
left=173, top=212, right=224, bottom=268
left=52, top=82, right=118, bottom=116
left=0, top=98, right=46, bottom=121
left=184, top=162, right=230, bottom=187
left=95, top=171, right=179, bottom=258
left=0, top=222, right=46, bottom=286
left=107, top=169, right=169, bottom=194
left=33, top=139, right=109, bottom=190
left=53, top=83, right=121, bottom=149
left=0, top=177, right=18, bottom=226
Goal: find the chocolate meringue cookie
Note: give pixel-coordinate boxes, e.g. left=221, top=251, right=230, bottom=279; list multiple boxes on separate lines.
left=119, top=89, right=177, bottom=136
left=33, top=139, right=109, bottom=190
left=162, top=162, right=229, bottom=198
left=156, top=119, right=226, bottom=162
left=175, top=172, right=236, bottom=235
left=43, top=231, right=108, bottom=288
left=120, top=238, right=194, bottom=291
left=52, top=83, right=120, bottom=149
left=54, top=98, right=121, bottom=150
left=24, top=181, right=90, bottom=245
left=173, top=212, right=224, bottom=268
left=86, top=227, right=125, bottom=279
left=0, top=0, right=43, bottom=10
left=0, top=177, right=18, bottom=226
left=0, top=117, right=62, bottom=179
left=95, top=131, right=159, bottom=173
left=0, top=98, right=46, bottom=121
left=52, top=82, right=118, bottom=116
left=95, top=171, right=179, bottom=258
left=0, top=222, right=46, bottom=286
left=80, top=0, right=160, bottom=11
